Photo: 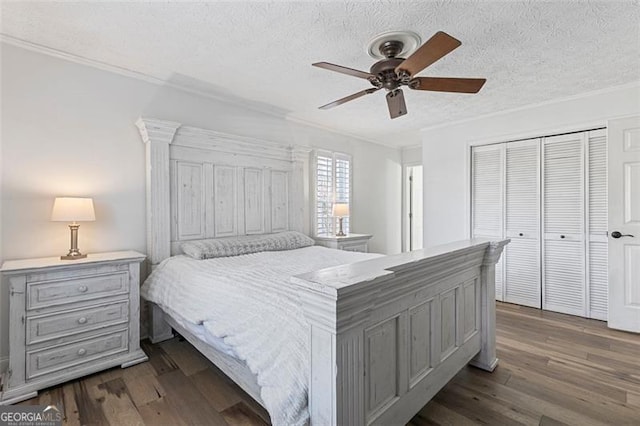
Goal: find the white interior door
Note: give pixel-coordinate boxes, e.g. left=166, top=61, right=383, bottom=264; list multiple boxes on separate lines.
left=608, top=115, right=640, bottom=332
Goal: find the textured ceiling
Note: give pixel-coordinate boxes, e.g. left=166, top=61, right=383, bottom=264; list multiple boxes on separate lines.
left=2, top=1, right=639, bottom=147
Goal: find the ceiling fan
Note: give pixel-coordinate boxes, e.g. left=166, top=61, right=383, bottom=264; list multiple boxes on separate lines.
left=313, top=31, right=486, bottom=119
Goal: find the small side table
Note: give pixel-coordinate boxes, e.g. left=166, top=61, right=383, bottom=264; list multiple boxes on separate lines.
left=313, top=234, right=373, bottom=253
left=0, top=251, right=147, bottom=405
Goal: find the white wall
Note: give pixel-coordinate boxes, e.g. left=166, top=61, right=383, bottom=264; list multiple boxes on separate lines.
left=401, top=145, right=422, bottom=166
left=0, top=43, right=402, bottom=365
left=421, top=83, right=640, bottom=248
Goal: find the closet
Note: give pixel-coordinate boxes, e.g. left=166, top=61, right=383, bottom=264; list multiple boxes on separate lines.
left=471, top=129, right=607, bottom=320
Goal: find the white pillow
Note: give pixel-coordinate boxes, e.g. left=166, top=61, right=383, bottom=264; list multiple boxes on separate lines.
left=181, top=231, right=315, bottom=260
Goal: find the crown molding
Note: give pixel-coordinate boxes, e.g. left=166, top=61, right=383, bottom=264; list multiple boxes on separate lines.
left=400, top=143, right=421, bottom=151
left=420, top=81, right=640, bottom=133
left=0, top=33, right=290, bottom=120
left=1, top=34, right=169, bottom=85
left=1, top=33, right=412, bottom=148
left=285, top=114, right=400, bottom=150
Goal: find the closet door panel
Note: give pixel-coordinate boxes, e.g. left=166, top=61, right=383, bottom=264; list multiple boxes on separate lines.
left=542, top=133, right=586, bottom=316
left=587, top=129, right=608, bottom=320
left=589, top=241, right=608, bottom=320
left=505, top=140, right=540, bottom=237
left=504, top=139, right=540, bottom=307
left=504, top=239, right=540, bottom=307
left=588, top=131, right=608, bottom=235
left=543, top=135, right=584, bottom=237
left=495, top=257, right=504, bottom=302
left=471, top=145, right=505, bottom=301
left=472, top=146, right=504, bottom=237
left=544, top=240, right=585, bottom=315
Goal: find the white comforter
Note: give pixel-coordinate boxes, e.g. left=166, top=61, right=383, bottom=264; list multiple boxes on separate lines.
left=141, top=246, right=381, bottom=425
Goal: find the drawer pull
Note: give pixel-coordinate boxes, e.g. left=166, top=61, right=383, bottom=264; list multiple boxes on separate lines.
left=77, top=348, right=87, bottom=356
left=518, top=233, right=524, bottom=237
left=78, top=285, right=88, bottom=293
left=77, top=317, right=87, bottom=324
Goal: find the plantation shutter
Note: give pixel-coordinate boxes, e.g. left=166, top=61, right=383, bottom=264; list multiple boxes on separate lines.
left=542, top=133, right=586, bottom=316
left=587, top=129, right=608, bottom=320
left=471, top=144, right=504, bottom=300
left=504, top=139, right=541, bottom=308
left=335, top=154, right=351, bottom=234
left=314, top=151, right=352, bottom=237
left=316, top=152, right=334, bottom=236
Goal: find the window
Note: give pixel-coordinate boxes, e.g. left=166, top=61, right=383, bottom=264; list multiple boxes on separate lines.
left=314, top=151, right=351, bottom=236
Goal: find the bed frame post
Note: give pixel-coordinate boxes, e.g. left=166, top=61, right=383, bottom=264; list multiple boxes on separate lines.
left=291, top=280, right=374, bottom=425
left=470, top=240, right=507, bottom=372
left=136, top=118, right=181, bottom=343
left=149, top=303, right=174, bottom=343
left=135, top=117, right=181, bottom=268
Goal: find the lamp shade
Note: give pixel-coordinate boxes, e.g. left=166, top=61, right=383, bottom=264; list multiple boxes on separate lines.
left=332, top=203, right=350, bottom=217
left=51, top=197, right=96, bottom=222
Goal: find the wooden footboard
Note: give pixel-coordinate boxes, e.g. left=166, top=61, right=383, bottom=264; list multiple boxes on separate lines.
left=291, top=238, right=507, bottom=426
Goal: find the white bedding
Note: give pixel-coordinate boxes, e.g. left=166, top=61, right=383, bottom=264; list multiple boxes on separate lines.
left=141, top=245, right=382, bottom=426
left=162, top=306, right=238, bottom=358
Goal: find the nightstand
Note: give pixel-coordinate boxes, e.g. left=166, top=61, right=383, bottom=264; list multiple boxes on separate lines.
left=0, top=251, right=147, bottom=405
left=313, top=234, right=373, bottom=253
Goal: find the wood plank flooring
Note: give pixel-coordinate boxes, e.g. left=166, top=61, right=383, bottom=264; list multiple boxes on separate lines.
left=18, top=302, right=640, bottom=425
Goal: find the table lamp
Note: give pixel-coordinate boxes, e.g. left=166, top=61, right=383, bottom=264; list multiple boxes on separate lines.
left=332, top=203, right=350, bottom=237
left=51, top=197, right=95, bottom=260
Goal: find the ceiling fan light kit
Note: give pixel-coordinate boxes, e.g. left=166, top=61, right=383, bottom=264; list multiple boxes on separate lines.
left=313, top=30, right=486, bottom=119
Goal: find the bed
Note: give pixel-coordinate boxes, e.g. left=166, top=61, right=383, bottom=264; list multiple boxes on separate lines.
left=136, top=117, right=508, bottom=426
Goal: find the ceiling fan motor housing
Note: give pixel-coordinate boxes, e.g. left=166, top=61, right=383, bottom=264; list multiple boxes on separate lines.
left=369, top=57, right=405, bottom=90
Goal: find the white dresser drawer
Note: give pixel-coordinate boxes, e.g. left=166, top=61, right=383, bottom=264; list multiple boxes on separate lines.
left=26, top=301, right=129, bottom=345
left=26, top=329, right=129, bottom=380
left=27, top=271, right=129, bottom=310
left=340, top=242, right=369, bottom=252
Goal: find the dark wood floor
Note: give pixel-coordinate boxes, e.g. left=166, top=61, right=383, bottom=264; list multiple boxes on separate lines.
left=18, top=302, right=640, bottom=425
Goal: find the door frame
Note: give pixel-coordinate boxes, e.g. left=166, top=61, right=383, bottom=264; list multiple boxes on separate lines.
left=402, top=161, right=422, bottom=252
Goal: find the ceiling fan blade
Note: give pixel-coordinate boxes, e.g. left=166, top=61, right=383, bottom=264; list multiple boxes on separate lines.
left=313, top=62, right=374, bottom=80
left=410, top=77, right=486, bottom=93
left=395, top=31, right=461, bottom=77
left=386, top=89, right=407, bottom=119
left=319, top=88, right=380, bottom=110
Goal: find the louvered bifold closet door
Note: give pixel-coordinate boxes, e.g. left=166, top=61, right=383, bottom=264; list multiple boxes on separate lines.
left=504, top=139, right=541, bottom=308
left=471, top=144, right=505, bottom=300
left=542, top=133, right=586, bottom=316
left=587, top=129, right=608, bottom=320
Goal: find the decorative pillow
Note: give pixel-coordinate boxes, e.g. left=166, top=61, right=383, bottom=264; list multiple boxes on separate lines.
left=181, top=231, right=315, bottom=260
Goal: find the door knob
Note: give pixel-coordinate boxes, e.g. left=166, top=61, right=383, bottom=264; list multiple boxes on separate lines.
left=611, top=231, right=635, bottom=239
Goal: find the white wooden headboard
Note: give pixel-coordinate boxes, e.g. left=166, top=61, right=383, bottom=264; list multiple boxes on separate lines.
left=136, top=118, right=310, bottom=267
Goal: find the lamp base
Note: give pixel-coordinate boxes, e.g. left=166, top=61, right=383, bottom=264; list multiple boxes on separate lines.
left=61, top=223, right=87, bottom=260
left=61, top=253, right=87, bottom=260
left=336, top=216, right=346, bottom=237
